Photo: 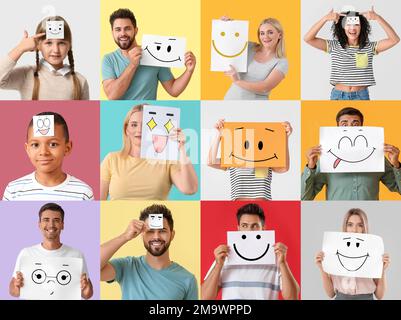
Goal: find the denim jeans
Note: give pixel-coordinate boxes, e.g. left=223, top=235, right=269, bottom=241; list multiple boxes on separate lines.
left=330, top=88, right=370, bottom=100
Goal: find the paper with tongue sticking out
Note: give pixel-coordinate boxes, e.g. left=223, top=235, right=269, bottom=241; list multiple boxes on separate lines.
left=141, top=105, right=180, bottom=161
left=319, top=126, right=384, bottom=173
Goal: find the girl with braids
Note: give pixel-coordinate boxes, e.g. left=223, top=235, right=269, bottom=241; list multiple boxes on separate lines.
left=304, top=6, right=399, bottom=100
left=0, top=16, right=89, bottom=100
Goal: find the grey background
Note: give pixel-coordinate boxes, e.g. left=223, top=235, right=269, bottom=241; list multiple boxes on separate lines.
left=201, top=100, right=301, bottom=200
left=301, top=201, right=401, bottom=300
left=0, top=0, right=100, bottom=99
left=301, top=0, right=401, bottom=100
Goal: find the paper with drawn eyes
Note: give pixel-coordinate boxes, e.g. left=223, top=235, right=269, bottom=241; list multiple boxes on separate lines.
left=211, top=20, right=248, bottom=72
left=46, top=21, right=64, bottom=39
left=20, top=257, right=83, bottom=300
left=140, top=105, right=180, bottom=161
left=149, top=214, right=163, bottom=229
left=141, top=35, right=186, bottom=68
left=319, top=126, right=384, bottom=173
left=322, top=232, right=384, bottom=279
left=227, top=231, right=275, bottom=265
left=33, top=115, right=54, bottom=137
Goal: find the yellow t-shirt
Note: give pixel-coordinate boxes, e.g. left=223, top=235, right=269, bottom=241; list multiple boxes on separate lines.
left=101, top=152, right=179, bottom=200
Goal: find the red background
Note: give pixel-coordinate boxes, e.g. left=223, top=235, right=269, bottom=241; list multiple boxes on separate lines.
left=201, top=201, right=301, bottom=299
left=0, top=101, right=100, bottom=199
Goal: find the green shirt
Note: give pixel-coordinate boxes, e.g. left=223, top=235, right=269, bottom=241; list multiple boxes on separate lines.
left=301, top=158, right=401, bottom=200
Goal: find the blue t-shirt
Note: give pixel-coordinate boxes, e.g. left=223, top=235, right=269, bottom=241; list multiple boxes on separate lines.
left=109, top=255, right=198, bottom=300
left=102, top=49, right=174, bottom=100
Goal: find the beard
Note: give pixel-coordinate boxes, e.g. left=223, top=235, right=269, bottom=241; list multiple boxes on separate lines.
left=114, top=35, right=135, bottom=50
left=144, top=239, right=170, bottom=257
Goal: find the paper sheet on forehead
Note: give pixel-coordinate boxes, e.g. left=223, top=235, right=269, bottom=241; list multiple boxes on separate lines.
left=227, top=230, right=275, bottom=265
left=148, top=214, right=163, bottom=229
left=141, top=34, right=186, bottom=68
left=20, top=256, right=82, bottom=300
left=211, top=20, right=248, bottom=72
left=140, top=105, right=180, bottom=161
left=46, top=21, right=64, bottom=39
left=319, top=126, right=384, bottom=173
left=322, top=231, right=384, bottom=278
left=33, top=115, right=54, bottom=137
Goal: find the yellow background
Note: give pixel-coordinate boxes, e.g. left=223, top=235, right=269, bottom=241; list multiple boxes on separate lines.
left=302, top=101, right=401, bottom=200
left=100, top=0, right=200, bottom=100
left=100, top=201, right=200, bottom=300
left=200, top=0, right=300, bottom=100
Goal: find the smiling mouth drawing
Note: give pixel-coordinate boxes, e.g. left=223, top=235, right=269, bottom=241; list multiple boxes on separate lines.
left=328, top=148, right=376, bottom=169
left=233, top=243, right=270, bottom=261
left=152, top=135, right=168, bottom=153
left=144, top=46, right=181, bottom=63
left=38, top=128, right=50, bottom=135
left=229, top=152, right=278, bottom=163
left=336, top=250, right=370, bottom=271
left=212, top=40, right=248, bottom=58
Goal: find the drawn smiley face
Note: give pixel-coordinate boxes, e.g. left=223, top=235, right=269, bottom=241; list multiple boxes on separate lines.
left=212, top=20, right=248, bottom=58
left=144, top=38, right=182, bottom=63
left=327, top=128, right=376, bottom=169
left=146, top=111, right=176, bottom=153
left=336, top=236, right=369, bottom=272
left=36, top=117, right=51, bottom=135
left=148, top=214, right=163, bottom=229
left=46, top=21, right=64, bottom=39
left=31, top=262, right=72, bottom=296
left=221, top=122, right=286, bottom=168
left=233, top=232, right=270, bottom=261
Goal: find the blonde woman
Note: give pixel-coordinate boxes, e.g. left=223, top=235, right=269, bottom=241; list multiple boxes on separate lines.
left=223, top=17, right=288, bottom=100
left=100, top=104, right=198, bottom=200
left=315, top=208, right=390, bottom=300
left=0, top=16, right=88, bottom=100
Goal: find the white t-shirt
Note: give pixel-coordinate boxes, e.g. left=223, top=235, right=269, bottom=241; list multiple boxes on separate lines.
left=13, top=244, right=89, bottom=277
left=3, top=172, right=94, bottom=201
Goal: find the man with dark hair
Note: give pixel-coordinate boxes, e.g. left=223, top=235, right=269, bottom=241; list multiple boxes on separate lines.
left=102, top=8, right=196, bottom=100
left=100, top=204, right=198, bottom=300
left=201, top=203, right=299, bottom=300
left=9, top=203, right=93, bottom=299
left=302, top=107, right=401, bottom=200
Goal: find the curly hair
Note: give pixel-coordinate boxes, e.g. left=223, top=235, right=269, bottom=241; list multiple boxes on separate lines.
left=331, top=12, right=371, bottom=49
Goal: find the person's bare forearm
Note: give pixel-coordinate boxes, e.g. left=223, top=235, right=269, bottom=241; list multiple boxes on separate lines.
left=207, top=133, right=221, bottom=166
left=304, top=16, right=328, bottom=43
left=377, top=15, right=400, bottom=43
left=167, top=70, right=194, bottom=97
left=104, top=63, right=137, bottom=100
left=201, top=263, right=223, bottom=300
left=374, top=273, right=387, bottom=299
left=100, top=234, right=128, bottom=269
left=177, top=147, right=198, bottom=194
left=320, top=270, right=335, bottom=298
left=279, top=262, right=299, bottom=300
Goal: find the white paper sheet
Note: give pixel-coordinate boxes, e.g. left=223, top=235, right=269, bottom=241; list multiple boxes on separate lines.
left=20, top=257, right=83, bottom=300
left=149, top=214, right=163, bottom=229
left=140, top=105, right=180, bottom=161
left=322, top=231, right=384, bottom=278
left=141, top=34, right=186, bottom=68
left=33, top=115, right=54, bottom=137
left=227, top=230, right=275, bottom=265
left=320, top=126, right=384, bottom=173
left=46, top=21, right=64, bottom=39
left=211, top=20, right=248, bottom=72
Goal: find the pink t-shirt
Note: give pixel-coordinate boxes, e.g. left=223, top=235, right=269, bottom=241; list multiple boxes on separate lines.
left=331, top=275, right=376, bottom=295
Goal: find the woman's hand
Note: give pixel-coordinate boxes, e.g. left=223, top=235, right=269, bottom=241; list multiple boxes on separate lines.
left=315, top=251, right=325, bottom=271
left=282, top=121, right=293, bottom=137
left=224, top=65, right=239, bottom=82
left=214, top=119, right=225, bottom=137
left=324, top=9, right=343, bottom=24
left=361, top=6, right=380, bottom=20
left=170, top=128, right=186, bottom=149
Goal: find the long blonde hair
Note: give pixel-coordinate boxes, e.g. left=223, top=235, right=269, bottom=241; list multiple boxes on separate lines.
left=254, top=18, right=286, bottom=58
left=342, top=208, right=369, bottom=234
left=32, top=16, right=82, bottom=100
left=120, top=104, right=144, bottom=158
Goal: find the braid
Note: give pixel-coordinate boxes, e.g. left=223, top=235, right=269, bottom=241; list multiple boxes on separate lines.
left=32, top=50, right=41, bottom=100
left=68, top=50, right=82, bottom=100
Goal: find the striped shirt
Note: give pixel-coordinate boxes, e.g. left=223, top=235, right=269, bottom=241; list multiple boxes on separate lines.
left=3, top=172, right=94, bottom=201
left=326, top=40, right=377, bottom=87
left=229, top=167, right=272, bottom=200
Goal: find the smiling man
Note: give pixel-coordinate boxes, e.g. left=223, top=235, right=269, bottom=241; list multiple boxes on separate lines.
left=102, top=8, right=196, bottom=100
left=9, top=203, right=93, bottom=299
left=301, top=107, right=401, bottom=200
left=201, top=203, right=299, bottom=300
left=100, top=204, right=198, bottom=300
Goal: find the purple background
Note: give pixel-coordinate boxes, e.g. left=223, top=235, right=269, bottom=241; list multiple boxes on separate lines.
left=0, top=201, right=100, bottom=300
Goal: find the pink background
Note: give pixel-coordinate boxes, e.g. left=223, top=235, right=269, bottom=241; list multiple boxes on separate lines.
left=0, top=101, right=100, bottom=199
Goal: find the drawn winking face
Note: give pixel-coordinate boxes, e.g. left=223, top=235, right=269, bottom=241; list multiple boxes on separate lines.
left=144, top=38, right=182, bottom=63
left=46, top=21, right=64, bottom=39
left=327, top=128, right=376, bottom=169
left=149, top=214, right=163, bottom=229
left=146, top=111, right=176, bottom=153
left=31, top=262, right=72, bottom=296
left=336, top=236, right=369, bottom=272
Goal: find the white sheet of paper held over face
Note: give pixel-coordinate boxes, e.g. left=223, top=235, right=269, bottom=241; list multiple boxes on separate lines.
left=33, top=115, right=54, bottom=137
left=46, top=21, right=64, bottom=39
left=149, top=214, right=163, bottom=229
left=20, top=256, right=83, bottom=300
left=211, top=20, right=249, bottom=72
left=141, top=35, right=186, bottom=68
left=140, top=105, right=180, bottom=161
left=322, top=231, right=384, bottom=278
left=227, top=230, right=275, bottom=265
left=319, top=126, right=384, bottom=173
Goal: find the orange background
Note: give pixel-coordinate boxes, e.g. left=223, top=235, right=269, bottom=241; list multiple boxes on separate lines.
left=301, top=100, right=401, bottom=200
left=201, top=0, right=300, bottom=100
